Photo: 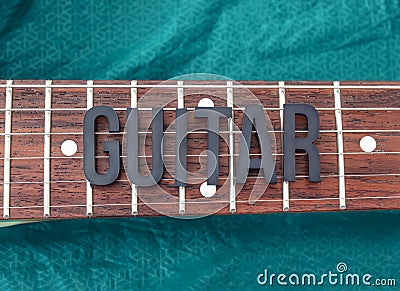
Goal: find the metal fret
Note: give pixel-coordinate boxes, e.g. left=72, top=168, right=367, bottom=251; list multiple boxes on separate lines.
left=131, top=80, right=138, bottom=216
left=43, top=80, right=52, bottom=218
left=279, top=81, right=289, bottom=211
left=334, top=81, right=346, bottom=210
left=86, top=80, right=94, bottom=217
left=3, top=80, right=13, bottom=219
left=227, top=81, right=236, bottom=213
left=178, top=80, right=185, bottom=215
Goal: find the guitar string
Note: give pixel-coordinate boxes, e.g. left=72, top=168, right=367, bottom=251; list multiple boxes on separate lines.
left=1, top=129, right=400, bottom=135
left=1, top=172, right=400, bottom=185
left=6, top=194, right=400, bottom=211
left=2, top=83, right=400, bottom=89
left=0, top=107, right=399, bottom=111
left=0, top=127, right=397, bottom=158
left=0, top=151, right=399, bottom=161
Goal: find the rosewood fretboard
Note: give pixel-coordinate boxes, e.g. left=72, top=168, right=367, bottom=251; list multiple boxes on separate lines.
left=0, top=80, right=399, bottom=220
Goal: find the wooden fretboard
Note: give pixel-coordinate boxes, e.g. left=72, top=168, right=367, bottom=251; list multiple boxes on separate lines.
left=0, top=80, right=399, bottom=220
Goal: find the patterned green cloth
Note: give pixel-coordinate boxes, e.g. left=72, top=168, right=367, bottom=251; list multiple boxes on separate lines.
left=1, top=0, right=400, bottom=290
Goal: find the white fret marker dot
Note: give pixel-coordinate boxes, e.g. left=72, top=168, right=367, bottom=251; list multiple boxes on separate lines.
left=360, top=136, right=376, bottom=153
left=200, top=182, right=216, bottom=197
left=61, top=140, right=78, bottom=156
left=198, top=98, right=214, bottom=107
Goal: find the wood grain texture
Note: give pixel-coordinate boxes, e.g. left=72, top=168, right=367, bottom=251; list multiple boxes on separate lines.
left=0, top=80, right=399, bottom=220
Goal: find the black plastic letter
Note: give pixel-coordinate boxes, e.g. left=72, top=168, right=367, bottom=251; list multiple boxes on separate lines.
left=83, top=106, right=120, bottom=185
left=194, top=107, right=232, bottom=185
left=126, top=108, right=164, bottom=186
left=283, top=104, right=320, bottom=182
left=236, top=105, right=277, bottom=184
left=175, top=109, right=187, bottom=187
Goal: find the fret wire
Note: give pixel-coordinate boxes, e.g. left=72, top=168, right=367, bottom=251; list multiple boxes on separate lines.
left=43, top=80, right=52, bottom=218
left=279, top=81, right=290, bottom=211
left=3, top=80, right=13, bottom=219
left=227, top=80, right=236, bottom=213
left=86, top=80, right=94, bottom=217
left=177, top=80, right=185, bottom=215
left=334, top=81, right=346, bottom=210
left=3, top=83, right=400, bottom=89
left=130, top=80, right=138, bottom=216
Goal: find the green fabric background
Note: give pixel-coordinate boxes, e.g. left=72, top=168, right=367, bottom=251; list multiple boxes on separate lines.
left=1, top=0, right=400, bottom=290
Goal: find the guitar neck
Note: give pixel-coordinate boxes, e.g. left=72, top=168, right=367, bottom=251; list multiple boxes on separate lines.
left=0, top=80, right=399, bottom=220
